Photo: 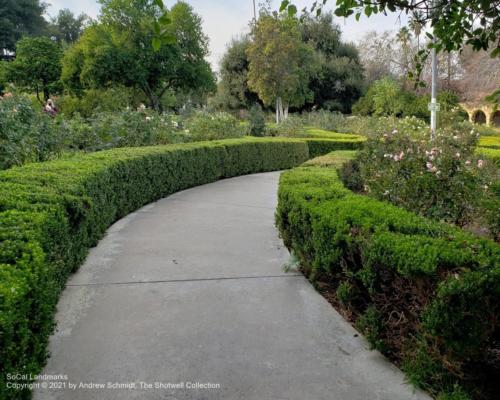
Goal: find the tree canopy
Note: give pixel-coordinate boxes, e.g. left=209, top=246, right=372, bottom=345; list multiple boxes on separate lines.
left=213, top=36, right=260, bottom=110
left=247, top=14, right=313, bottom=122
left=48, top=9, right=89, bottom=44
left=299, top=13, right=364, bottom=112
left=281, top=1, right=500, bottom=57
left=6, top=37, right=62, bottom=102
left=62, top=0, right=215, bottom=111
left=0, top=0, right=47, bottom=53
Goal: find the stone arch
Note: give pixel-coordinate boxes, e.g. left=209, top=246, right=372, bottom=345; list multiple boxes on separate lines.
left=492, top=110, right=500, bottom=127
left=473, top=110, right=487, bottom=124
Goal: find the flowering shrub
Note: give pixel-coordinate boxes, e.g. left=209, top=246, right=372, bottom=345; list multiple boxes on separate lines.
left=354, top=127, right=496, bottom=228
left=0, top=94, right=65, bottom=169
left=184, top=111, right=244, bottom=141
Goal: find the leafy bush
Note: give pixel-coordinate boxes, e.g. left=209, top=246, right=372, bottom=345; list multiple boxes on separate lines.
left=0, top=95, right=66, bottom=169
left=0, top=138, right=310, bottom=399
left=352, top=78, right=464, bottom=122
left=184, top=110, right=244, bottom=141
left=354, top=127, right=496, bottom=228
left=57, top=87, right=138, bottom=118
left=276, top=162, right=500, bottom=399
left=246, top=103, right=266, bottom=136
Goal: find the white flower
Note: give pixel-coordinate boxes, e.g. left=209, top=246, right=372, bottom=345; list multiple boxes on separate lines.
left=145, top=116, right=151, bottom=121
left=455, top=152, right=460, bottom=158
left=478, top=159, right=484, bottom=168
left=184, top=129, right=190, bottom=133
left=465, top=160, right=471, bottom=166
left=383, top=190, right=389, bottom=196
left=453, top=135, right=458, bottom=140
left=426, top=162, right=433, bottom=170
left=392, top=129, right=398, bottom=134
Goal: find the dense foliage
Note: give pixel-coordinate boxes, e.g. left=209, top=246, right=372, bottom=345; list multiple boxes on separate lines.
left=276, top=161, right=500, bottom=400
left=0, top=0, right=47, bottom=52
left=5, top=37, right=63, bottom=103
left=61, top=0, right=215, bottom=111
left=282, top=1, right=500, bottom=58
left=341, top=125, right=499, bottom=240
left=0, top=95, right=64, bottom=169
left=213, top=11, right=364, bottom=115
left=352, top=78, right=466, bottom=123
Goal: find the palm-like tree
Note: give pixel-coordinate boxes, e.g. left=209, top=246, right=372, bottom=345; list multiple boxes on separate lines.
left=409, top=11, right=424, bottom=53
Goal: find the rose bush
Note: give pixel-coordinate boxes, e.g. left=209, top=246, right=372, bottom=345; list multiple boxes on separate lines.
left=343, top=126, right=498, bottom=235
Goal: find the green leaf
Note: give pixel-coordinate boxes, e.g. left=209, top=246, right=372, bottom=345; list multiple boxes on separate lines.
left=153, top=22, right=160, bottom=35
left=355, top=12, right=361, bottom=21
left=152, top=37, right=161, bottom=51
left=159, top=13, right=171, bottom=25
left=161, top=33, right=176, bottom=45
left=288, top=5, right=297, bottom=16
left=153, top=0, right=164, bottom=9
left=280, top=1, right=289, bottom=12
left=365, top=7, right=372, bottom=17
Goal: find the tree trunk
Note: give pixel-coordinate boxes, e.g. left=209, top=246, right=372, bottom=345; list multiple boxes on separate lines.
left=276, top=97, right=285, bottom=124
left=276, top=98, right=280, bottom=124
left=35, top=86, right=43, bottom=105
left=283, top=102, right=289, bottom=120
left=143, top=83, right=163, bottom=113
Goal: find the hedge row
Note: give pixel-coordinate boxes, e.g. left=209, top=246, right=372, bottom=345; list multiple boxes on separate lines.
left=302, top=137, right=364, bottom=158
left=0, top=137, right=328, bottom=399
left=276, top=164, right=499, bottom=399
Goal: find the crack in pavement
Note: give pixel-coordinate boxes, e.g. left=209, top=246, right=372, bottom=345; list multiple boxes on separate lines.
left=67, top=273, right=303, bottom=287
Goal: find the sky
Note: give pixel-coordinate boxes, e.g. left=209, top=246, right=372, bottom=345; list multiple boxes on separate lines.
left=45, top=0, right=409, bottom=71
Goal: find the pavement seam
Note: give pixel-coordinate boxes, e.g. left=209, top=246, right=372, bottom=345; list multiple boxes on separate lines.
left=67, top=273, right=303, bottom=287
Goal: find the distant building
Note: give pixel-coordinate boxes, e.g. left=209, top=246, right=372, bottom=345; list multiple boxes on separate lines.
left=460, top=102, right=500, bottom=127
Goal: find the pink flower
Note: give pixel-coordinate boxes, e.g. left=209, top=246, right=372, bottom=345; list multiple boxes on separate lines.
left=477, top=159, right=484, bottom=168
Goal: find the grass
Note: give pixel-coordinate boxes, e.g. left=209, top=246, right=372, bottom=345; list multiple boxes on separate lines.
left=478, top=135, right=500, bottom=149
left=303, top=150, right=358, bottom=168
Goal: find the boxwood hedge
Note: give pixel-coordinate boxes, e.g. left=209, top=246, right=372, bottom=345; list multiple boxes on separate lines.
left=0, top=137, right=327, bottom=399
left=276, top=164, right=499, bottom=399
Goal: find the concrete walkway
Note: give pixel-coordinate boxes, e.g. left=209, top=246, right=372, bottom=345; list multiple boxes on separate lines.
left=35, top=172, right=430, bottom=400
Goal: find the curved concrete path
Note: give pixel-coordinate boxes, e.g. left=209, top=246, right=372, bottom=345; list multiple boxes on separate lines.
left=35, top=172, right=430, bottom=400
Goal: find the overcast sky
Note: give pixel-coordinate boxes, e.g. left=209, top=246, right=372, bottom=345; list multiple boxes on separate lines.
left=45, top=0, right=409, bottom=70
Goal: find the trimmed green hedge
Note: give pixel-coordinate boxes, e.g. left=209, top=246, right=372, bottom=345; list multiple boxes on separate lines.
left=0, top=138, right=315, bottom=399
left=302, top=138, right=364, bottom=158
left=276, top=164, right=499, bottom=399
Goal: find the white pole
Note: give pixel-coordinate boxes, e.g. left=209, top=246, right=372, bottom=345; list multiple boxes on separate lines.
left=430, top=2, right=438, bottom=140
left=430, top=44, right=438, bottom=140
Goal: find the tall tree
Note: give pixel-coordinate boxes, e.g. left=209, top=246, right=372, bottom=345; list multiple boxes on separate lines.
left=6, top=37, right=62, bottom=102
left=247, top=14, right=313, bottom=123
left=214, top=36, right=259, bottom=110
left=62, top=0, right=215, bottom=111
left=299, top=13, right=364, bottom=112
left=48, top=9, right=89, bottom=44
left=0, top=0, right=47, bottom=55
